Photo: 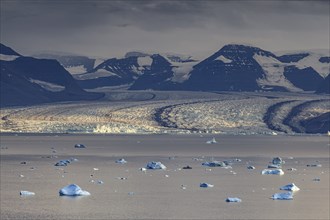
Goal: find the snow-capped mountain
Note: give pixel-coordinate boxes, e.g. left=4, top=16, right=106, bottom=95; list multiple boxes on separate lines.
left=76, top=52, right=199, bottom=89
left=127, top=44, right=329, bottom=92
left=74, top=56, right=150, bottom=89
left=34, top=53, right=105, bottom=75
left=0, top=44, right=103, bottom=107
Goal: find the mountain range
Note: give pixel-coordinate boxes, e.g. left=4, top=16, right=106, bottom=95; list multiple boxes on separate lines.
left=0, top=43, right=103, bottom=107
left=1, top=43, right=329, bottom=107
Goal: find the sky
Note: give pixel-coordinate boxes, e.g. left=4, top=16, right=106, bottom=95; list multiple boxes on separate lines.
left=1, top=0, right=329, bottom=59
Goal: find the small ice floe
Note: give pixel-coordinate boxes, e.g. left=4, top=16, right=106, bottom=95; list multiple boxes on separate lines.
left=115, top=158, right=127, bottom=164
left=19, top=174, right=24, bottom=178
left=271, top=192, right=293, bottom=200
left=200, top=183, right=214, bottom=188
left=55, top=160, right=70, bottom=166
left=202, top=161, right=227, bottom=167
left=97, top=180, right=104, bottom=185
left=307, top=164, right=322, bottom=167
left=74, top=144, right=86, bottom=148
left=165, top=174, right=169, bottom=178
left=226, top=197, right=242, bottom=203
left=93, top=168, right=99, bottom=171
left=247, top=166, right=256, bottom=170
left=287, top=157, right=294, bottom=160
left=272, top=157, right=285, bottom=165
left=182, top=165, right=192, bottom=169
left=206, top=137, right=217, bottom=144
left=181, top=184, right=187, bottom=190
left=117, top=177, right=127, bottom=180
left=280, top=183, right=300, bottom=192
left=287, top=168, right=297, bottom=171
left=146, top=161, right=166, bottom=170
left=139, top=167, right=147, bottom=172
left=261, top=169, right=284, bottom=175
left=59, top=184, right=90, bottom=196
left=20, top=191, right=35, bottom=196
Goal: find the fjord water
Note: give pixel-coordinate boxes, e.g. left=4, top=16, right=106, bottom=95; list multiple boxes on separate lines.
left=0, top=134, right=329, bottom=219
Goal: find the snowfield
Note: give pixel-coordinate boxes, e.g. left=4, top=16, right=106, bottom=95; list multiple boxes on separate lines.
left=0, top=90, right=328, bottom=135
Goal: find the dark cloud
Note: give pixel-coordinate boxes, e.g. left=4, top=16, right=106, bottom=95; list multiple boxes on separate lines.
left=0, top=0, right=329, bottom=58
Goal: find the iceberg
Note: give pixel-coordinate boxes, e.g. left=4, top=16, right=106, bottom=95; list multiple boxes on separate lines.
left=115, top=158, right=127, bottom=164
left=206, top=137, right=217, bottom=144
left=226, top=197, right=242, bottom=202
left=20, top=191, right=35, bottom=196
left=271, top=192, right=293, bottom=200
left=59, top=184, right=90, bottom=196
left=200, top=182, right=214, bottom=188
left=272, top=157, right=285, bottom=165
left=146, top=161, right=166, bottom=170
left=280, top=183, right=300, bottom=192
left=202, top=161, right=227, bottom=167
left=247, top=166, right=256, bottom=170
left=74, top=144, right=86, bottom=148
left=261, top=169, right=284, bottom=175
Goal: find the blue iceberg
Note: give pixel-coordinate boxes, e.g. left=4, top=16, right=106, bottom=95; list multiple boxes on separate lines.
left=59, top=184, right=90, bottom=196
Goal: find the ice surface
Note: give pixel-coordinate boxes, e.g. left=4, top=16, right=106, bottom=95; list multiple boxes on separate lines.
left=280, top=183, right=300, bottom=192
left=146, top=161, right=166, bottom=170
left=261, top=169, right=284, bottom=175
left=59, top=184, right=90, bottom=196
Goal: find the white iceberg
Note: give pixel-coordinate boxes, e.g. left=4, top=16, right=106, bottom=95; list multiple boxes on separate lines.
left=115, top=158, right=127, bottom=164
left=20, top=191, right=35, bottom=196
left=200, top=182, right=214, bottom=188
left=206, top=137, right=217, bottom=144
left=271, top=192, right=293, bottom=200
left=280, top=183, right=300, bottom=192
left=59, top=184, right=90, bottom=196
left=261, top=169, right=284, bottom=175
left=146, top=161, right=166, bottom=170
left=226, top=197, right=242, bottom=202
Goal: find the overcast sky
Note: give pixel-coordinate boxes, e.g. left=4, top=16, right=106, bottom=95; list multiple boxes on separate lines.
left=1, top=0, right=329, bottom=59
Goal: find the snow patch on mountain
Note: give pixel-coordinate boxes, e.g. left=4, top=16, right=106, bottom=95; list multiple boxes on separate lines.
left=294, top=53, right=329, bottom=78
left=215, top=55, right=232, bottom=63
left=65, top=65, right=87, bottom=75
left=29, top=79, right=65, bottom=92
left=171, top=61, right=198, bottom=83
left=137, top=56, right=153, bottom=66
left=75, top=69, right=120, bottom=80
left=253, top=54, right=302, bottom=92
left=0, top=54, right=19, bottom=61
